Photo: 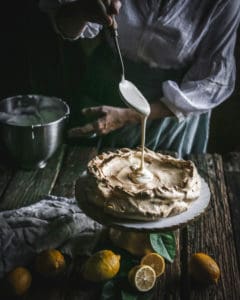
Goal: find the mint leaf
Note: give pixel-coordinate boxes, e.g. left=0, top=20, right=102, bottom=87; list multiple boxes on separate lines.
left=150, top=232, right=176, bottom=263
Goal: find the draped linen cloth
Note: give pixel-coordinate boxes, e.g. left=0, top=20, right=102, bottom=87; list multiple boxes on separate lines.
left=0, top=196, right=102, bottom=278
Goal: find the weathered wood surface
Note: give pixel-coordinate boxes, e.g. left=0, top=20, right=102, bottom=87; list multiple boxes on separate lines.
left=0, top=146, right=65, bottom=210
left=52, top=145, right=97, bottom=198
left=0, top=148, right=240, bottom=300
left=153, top=151, right=181, bottom=300
left=223, top=152, right=240, bottom=271
left=182, top=154, right=240, bottom=300
left=0, top=148, right=14, bottom=202
left=154, top=231, right=181, bottom=300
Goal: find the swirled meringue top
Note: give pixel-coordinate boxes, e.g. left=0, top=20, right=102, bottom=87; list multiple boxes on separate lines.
left=86, top=148, right=201, bottom=220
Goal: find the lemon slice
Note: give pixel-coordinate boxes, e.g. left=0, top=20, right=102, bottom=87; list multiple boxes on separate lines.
left=128, top=265, right=156, bottom=292
left=140, top=253, right=165, bottom=277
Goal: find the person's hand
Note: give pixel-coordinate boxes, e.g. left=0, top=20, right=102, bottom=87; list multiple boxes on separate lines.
left=56, top=0, right=121, bottom=40
left=78, top=0, right=122, bottom=26
left=68, top=105, right=140, bottom=138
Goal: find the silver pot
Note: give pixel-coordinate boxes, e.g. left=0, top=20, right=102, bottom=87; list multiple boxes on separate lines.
left=0, top=95, right=70, bottom=169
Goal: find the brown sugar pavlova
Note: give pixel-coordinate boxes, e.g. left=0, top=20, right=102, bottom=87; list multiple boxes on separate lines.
left=85, top=148, right=201, bottom=221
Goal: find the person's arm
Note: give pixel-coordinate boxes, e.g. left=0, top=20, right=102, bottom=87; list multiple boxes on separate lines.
left=149, top=102, right=173, bottom=119
left=54, top=2, right=91, bottom=39
left=67, top=102, right=173, bottom=138
left=160, top=0, right=240, bottom=120
left=39, top=0, right=121, bottom=40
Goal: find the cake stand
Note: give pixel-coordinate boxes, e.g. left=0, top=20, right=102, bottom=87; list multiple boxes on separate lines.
left=75, top=171, right=211, bottom=233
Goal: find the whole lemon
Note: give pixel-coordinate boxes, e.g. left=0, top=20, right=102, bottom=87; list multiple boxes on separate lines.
left=7, top=267, right=32, bottom=296
left=189, top=253, right=220, bottom=284
left=109, top=228, right=153, bottom=256
left=35, top=249, right=66, bottom=277
left=82, top=250, right=121, bottom=282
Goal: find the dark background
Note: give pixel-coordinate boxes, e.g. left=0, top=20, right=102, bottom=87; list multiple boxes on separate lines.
left=1, top=0, right=240, bottom=153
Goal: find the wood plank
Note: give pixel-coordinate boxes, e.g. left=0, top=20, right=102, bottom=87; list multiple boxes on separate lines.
left=153, top=230, right=181, bottom=300
left=181, top=154, right=240, bottom=300
left=152, top=151, right=180, bottom=300
left=223, top=152, right=240, bottom=271
left=0, top=148, right=15, bottom=201
left=52, top=145, right=98, bottom=198
left=27, top=286, right=64, bottom=300
left=0, top=146, right=65, bottom=210
left=62, top=272, right=101, bottom=300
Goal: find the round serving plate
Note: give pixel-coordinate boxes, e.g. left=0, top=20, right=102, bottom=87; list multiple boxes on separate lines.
left=75, top=172, right=211, bottom=232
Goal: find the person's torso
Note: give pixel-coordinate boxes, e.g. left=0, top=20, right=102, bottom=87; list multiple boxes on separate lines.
left=111, top=0, right=223, bottom=69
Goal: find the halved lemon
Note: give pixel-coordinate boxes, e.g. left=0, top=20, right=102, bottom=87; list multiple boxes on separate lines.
left=128, top=265, right=156, bottom=292
left=140, top=252, right=165, bottom=277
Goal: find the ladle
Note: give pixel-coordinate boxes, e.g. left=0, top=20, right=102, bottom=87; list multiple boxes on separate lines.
left=110, top=17, right=151, bottom=117
left=110, top=17, right=152, bottom=176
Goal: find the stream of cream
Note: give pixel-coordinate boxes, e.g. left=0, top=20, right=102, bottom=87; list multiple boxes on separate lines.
left=140, top=116, right=147, bottom=170
left=119, top=79, right=153, bottom=183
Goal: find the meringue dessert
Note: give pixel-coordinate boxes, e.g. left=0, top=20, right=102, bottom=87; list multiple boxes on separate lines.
left=84, top=76, right=201, bottom=221
left=86, top=148, right=201, bottom=221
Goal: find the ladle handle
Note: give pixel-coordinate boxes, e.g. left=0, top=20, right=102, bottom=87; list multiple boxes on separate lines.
left=112, top=15, right=118, bottom=32
left=110, top=16, right=125, bottom=80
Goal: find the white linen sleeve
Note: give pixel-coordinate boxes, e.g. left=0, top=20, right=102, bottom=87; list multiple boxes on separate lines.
left=161, top=0, right=240, bottom=119
left=38, top=0, right=102, bottom=40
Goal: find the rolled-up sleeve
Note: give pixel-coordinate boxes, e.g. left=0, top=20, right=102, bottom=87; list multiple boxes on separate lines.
left=39, top=0, right=102, bottom=39
left=78, top=23, right=103, bottom=39
left=161, top=0, right=240, bottom=119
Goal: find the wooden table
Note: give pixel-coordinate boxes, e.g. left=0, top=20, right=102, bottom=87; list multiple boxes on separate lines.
left=0, top=143, right=240, bottom=300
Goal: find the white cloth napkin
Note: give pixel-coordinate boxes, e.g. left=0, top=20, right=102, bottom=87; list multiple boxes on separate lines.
left=0, top=196, right=103, bottom=278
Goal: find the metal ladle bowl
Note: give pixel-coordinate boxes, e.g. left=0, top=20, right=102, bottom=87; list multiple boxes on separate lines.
left=111, top=17, right=150, bottom=116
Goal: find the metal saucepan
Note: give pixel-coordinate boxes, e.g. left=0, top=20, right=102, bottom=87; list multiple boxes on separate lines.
left=0, top=95, right=70, bottom=169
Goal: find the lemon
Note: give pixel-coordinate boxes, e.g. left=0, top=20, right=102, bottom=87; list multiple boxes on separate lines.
left=7, top=267, right=32, bottom=296
left=140, top=252, right=165, bottom=277
left=35, top=249, right=66, bottom=277
left=128, top=265, right=156, bottom=292
left=109, top=228, right=153, bottom=256
left=82, top=250, right=120, bottom=282
left=189, top=253, right=220, bottom=284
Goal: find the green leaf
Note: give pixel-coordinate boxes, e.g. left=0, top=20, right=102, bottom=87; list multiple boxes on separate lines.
left=101, top=280, right=117, bottom=300
left=118, top=252, right=138, bottom=277
left=121, top=290, right=137, bottom=300
left=150, top=232, right=176, bottom=263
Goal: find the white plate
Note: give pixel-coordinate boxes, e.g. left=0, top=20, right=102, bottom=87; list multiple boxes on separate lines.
left=75, top=173, right=210, bottom=232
